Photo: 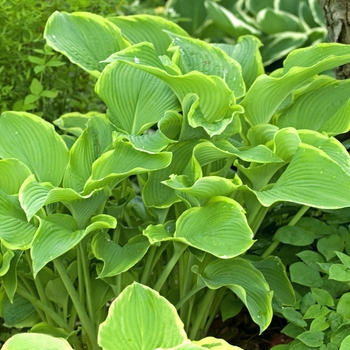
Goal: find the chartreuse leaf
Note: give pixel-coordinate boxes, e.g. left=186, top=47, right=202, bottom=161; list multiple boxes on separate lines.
left=213, top=35, right=264, bottom=89
left=193, top=257, right=273, bottom=333
left=0, top=159, right=31, bottom=195
left=115, top=110, right=182, bottom=153
left=95, top=59, right=180, bottom=134
left=0, top=112, right=69, bottom=186
left=167, top=32, right=245, bottom=98
left=53, top=112, right=92, bottom=137
left=31, top=213, right=116, bottom=276
left=63, top=114, right=115, bottom=192
left=276, top=79, right=350, bottom=135
left=340, top=335, right=350, bottom=350
left=2, top=333, right=73, bottom=350
left=84, top=137, right=172, bottom=194
left=19, top=175, right=111, bottom=227
left=143, top=140, right=201, bottom=208
left=44, top=11, right=130, bottom=77
left=98, top=283, right=188, bottom=350
left=205, top=0, right=260, bottom=38
left=255, top=144, right=350, bottom=209
left=242, top=43, right=350, bottom=125
left=103, top=42, right=235, bottom=124
left=0, top=189, right=37, bottom=250
left=193, top=337, right=242, bottom=349
left=92, top=234, right=150, bottom=278
left=108, top=14, right=189, bottom=56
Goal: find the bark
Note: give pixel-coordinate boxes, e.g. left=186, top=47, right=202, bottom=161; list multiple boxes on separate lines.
left=319, top=0, right=350, bottom=79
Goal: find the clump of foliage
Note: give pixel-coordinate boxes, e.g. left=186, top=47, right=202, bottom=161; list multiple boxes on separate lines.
left=165, top=0, right=327, bottom=67
left=0, top=0, right=165, bottom=120
left=1, top=8, right=350, bottom=350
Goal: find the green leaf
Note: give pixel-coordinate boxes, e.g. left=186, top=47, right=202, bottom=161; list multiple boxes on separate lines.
left=85, top=137, right=172, bottom=194
left=53, top=112, right=92, bottom=137
left=311, top=288, right=334, bottom=307
left=92, top=234, right=150, bottom=278
left=290, top=262, right=323, bottom=288
left=108, top=14, right=189, bottom=56
left=63, top=114, right=115, bottom=192
left=246, top=0, right=274, bottom=15
left=256, top=9, right=301, bottom=35
left=274, top=226, right=316, bottom=246
left=103, top=42, right=235, bottom=124
left=251, top=256, right=296, bottom=306
left=205, top=0, right=260, bottom=38
left=95, top=59, right=180, bottom=135
left=0, top=292, right=39, bottom=328
left=260, top=32, right=308, bottom=66
left=29, top=78, right=43, bottom=95
left=213, top=35, right=264, bottom=89
left=0, top=159, right=32, bottom=195
left=0, top=112, right=69, bottom=186
left=296, top=330, right=325, bottom=347
left=174, top=196, right=254, bottom=258
left=340, top=335, right=350, bottom=350
left=2, top=333, right=73, bottom=350
left=0, top=189, right=37, bottom=250
left=165, top=0, right=207, bottom=36
left=317, top=235, right=344, bottom=261
left=242, top=43, right=350, bottom=125
left=167, top=32, right=245, bottom=98
left=32, top=214, right=116, bottom=276
left=255, top=144, right=350, bottom=209
left=193, top=257, right=273, bottom=332
left=44, top=11, right=130, bottom=76
left=193, top=337, right=243, bottom=349
left=98, top=283, right=188, bottom=350
left=276, top=79, right=350, bottom=135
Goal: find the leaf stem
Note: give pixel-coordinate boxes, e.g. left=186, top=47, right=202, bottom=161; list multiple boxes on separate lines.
left=261, top=205, right=310, bottom=258
left=153, top=242, right=187, bottom=292
left=54, top=258, right=100, bottom=350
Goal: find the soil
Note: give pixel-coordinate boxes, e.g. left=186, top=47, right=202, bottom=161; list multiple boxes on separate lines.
left=208, top=309, right=293, bottom=350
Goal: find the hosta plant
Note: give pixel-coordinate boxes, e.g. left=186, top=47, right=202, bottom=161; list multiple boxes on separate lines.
left=165, top=0, right=327, bottom=67
left=1, top=10, right=350, bottom=350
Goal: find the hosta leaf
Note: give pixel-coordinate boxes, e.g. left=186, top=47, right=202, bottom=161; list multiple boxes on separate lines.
left=0, top=189, right=37, bottom=250
left=174, top=196, right=254, bottom=258
left=255, top=144, right=350, bottom=208
left=251, top=257, right=296, bottom=306
left=0, top=112, right=69, bottom=186
left=103, top=42, right=235, bottom=124
left=256, top=9, right=301, bottom=35
left=98, top=283, right=188, bottom=350
left=164, top=0, right=207, bottom=36
left=44, top=11, right=130, bottom=76
left=63, top=114, right=115, bottom=192
left=92, top=234, right=150, bottom=278
left=96, top=60, right=180, bottom=134
left=85, top=137, right=172, bottom=194
left=53, top=112, right=92, bottom=137
left=32, top=214, right=116, bottom=276
left=260, top=32, right=308, bottom=66
left=205, top=0, right=260, bottom=38
left=242, top=43, right=350, bottom=125
left=2, top=250, right=22, bottom=302
left=2, top=333, right=73, bottom=350
left=213, top=35, right=264, bottom=89
left=276, top=79, right=350, bottom=135
left=143, top=141, right=201, bottom=208
left=19, top=175, right=112, bottom=226
left=0, top=159, right=32, bottom=195
left=193, top=257, right=273, bottom=332
left=193, top=337, right=242, bottom=349
left=108, top=14, right=189, bottom=56
left=1, top=292, right=39, bottom=328
left=246, top=0, right=274, bottom=15
left=167, top=32, right=245, bottom=98
left=115, top=110, right=182, bottom=153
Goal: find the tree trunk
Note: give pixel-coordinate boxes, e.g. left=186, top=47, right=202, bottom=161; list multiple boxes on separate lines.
left=319, top=0, right=350, bottom=79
